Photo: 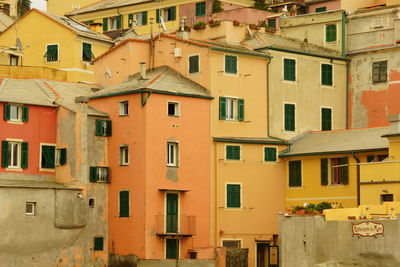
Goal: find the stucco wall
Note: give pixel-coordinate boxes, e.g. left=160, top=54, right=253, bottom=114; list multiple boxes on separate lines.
left=279, top=215, right=400, bottom=267
left=138, top=259, right=216, bottom=267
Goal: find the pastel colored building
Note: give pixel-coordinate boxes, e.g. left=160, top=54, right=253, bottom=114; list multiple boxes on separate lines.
left=88, top=66, right=212, bottom=262
left=306, top=0, right=400, bottom=13
left=280, top=127, right=389, bottom=209
left=0, top=76, right=109, bottom=266
left=0, top=9, right=113, bottom=82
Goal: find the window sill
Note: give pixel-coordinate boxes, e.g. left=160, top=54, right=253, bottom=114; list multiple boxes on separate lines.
left=189, top=71, right=200, bottom=75
left=282, top=80, right=297, bottom=84
left=320, top=84, right=334, bottom=88
left=225, top=207, right=242, bottom=210
left=7, top=120, right=23, bottom=125
left=224, top=159, right=242, bottom=162
left=263, top=161, right=278, bottom=164
left=39, top=168, right=55, bottom=172
left=167, top=165, right=179, bottom=168
left=119, top=164, right=129, bottom=167
left=327, top=184, right=345, bottom=187
left=5, top=167, right=23, bottom=171
left=288, top=186, right=303, bottom=189
left=224, top=72, right=238, bottom=76
left=46, top=61, right=59, bottom=63
left=119, top=114, right=129, bottom=117
left=168, top=115, right=180, bottom=118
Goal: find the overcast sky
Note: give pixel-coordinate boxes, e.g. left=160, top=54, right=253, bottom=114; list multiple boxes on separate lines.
left=31, top=0, right=46, bottom=11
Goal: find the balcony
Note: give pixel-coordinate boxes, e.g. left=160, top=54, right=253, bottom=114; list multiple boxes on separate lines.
left=155, top=215, right=196, bottom=237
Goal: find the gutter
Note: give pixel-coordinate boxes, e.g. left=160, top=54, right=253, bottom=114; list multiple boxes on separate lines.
left=279, top=147, right=388, bottom=158
left=210, top=46, right=269, bottom=58
left=260, top=46, right=347, bottom=61
left=352, top=152, right=361, bottom=206
left=346, top=58, right=350, bottom=129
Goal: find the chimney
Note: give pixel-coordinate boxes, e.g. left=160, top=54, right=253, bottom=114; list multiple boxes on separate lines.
left=140, top=62, right=146, bottom=79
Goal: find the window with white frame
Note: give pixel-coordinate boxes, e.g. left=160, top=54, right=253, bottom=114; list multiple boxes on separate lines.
left=10, top=105, right=21, bottom=121
left=26, top=202, right=36, bottom=215
left=2, top=140, right=28, bottom=169
left=167, top=142, right=178, bottom=167
left=119, top=101, right=129, bottom=116
left=119, top=145, right=129, bottom=166
left=4, top=103, right=28, bottom=122
left=41, top=144, right=55, bottom=169
left=222, top=240, right=241, bottom=248
left=97, top=167, right=108, bottom=182
left=219, top=97, right=244, bottom=121
left=168, top=102, right=179, bottom=117
left=55, top=148, right=67, bottom=166
left=89, top=166, right=110, bottom=183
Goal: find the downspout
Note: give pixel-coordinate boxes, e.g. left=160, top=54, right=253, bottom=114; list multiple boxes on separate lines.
left=342, top=11, right=350, bottom=129
left=352, top=152, right=360, bottom=206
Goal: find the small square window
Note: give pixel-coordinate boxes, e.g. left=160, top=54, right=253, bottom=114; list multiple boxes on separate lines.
left=119, top=101, right=129, bottom=116
left=264, top=147, right=277, bottom=162
left=95, top=120, right=112, bottom=136
left=90, top=166, right=110, bottom=183
left=45, top=44, right=58, bottom=62
left=26, top=202, right=36, bottom=215
left=167, top=142, right=179, bottom=167
left=119, top=145, right=129, bottom=166
left=168, top=102, right=179, bottom=117
left=326, top=24, right=337, bottom=43
left=226, top=145, right=241, bottom=160
left=4, top=104, right=28, bottom=122
left=189, top=55, right=199, bottom=74
left=94, top=237, right=104, bottom=251
left=315, top=7, right=326, bottom=13
left=372, top=61, right=387, bottom=83
left=222, top=240, right=241, bottom=248
left=89, top=198, right=95, bottom=208
left=225, top=55, right=237, bottom=74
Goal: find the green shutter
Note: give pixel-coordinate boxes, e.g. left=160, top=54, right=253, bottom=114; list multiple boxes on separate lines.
left=1, top=140, right=8, bottom=167
left=379, top=61, right=387, bottom=82
left=59, top=148, right=67, bottom=165
left=142, top=11, right=147, bottom=25
left=321, top=158, right=328, bottom=185
left=117, top=15, right=122, bottom=29
left=83, top=43, right=94, bottom=61
left=189, top=55, right=199, bottom=73
left=326, top=24, right=336, bottom=42
left=156, top=9, right=160, bottom=23
left=316, top=7, right=326, bottom=12
left=196, top=2, right=206, bottom=16
left=226, top=145, right=240, bottom=160
left=225, top=55, right=237, bottom=74
left=90, top=166, right=98, bottom=182
left=128, top=14, right=133, bottom=27
left=103, top=18, right=108, bottom=31
left=284, top=104, right=295, bottom=131
left=94, top=237, right=103, bottom=251
left=166, top=239, right=178, bottom=259
left=41, top=145, right=55, bottom=169
left=289, top=161, right=301, bottom=187
left=227, top=184, right=240, bottom=208
left=219, top=97, right=226, bottom=119
left=95, top=120, right=103, bottom=136
left=321, top=108, right=332, bottom=131
left=22, top=106, right=29, bottom=122
left=284, top=58, right=295, bottom=81
left=21, top=142, right=28, bottom=169
left=4, top=104, right=10, bottom=121
left=45, top=45, right=58, bottom=62
left=170, top=6, right=176, bottom=20
left=106, top=120, right=112, bottom=136
left=264, top=147, right=277, bottom=162
left=367, top=155, right=375, bottom=162
left=321, top=64, right=332, bottom=86
left=341, top=157, right=349, bottom=184
left=238, top=99, right=244, bottom=121
left=106, top=167, right=110, bottom=183
left=119, top=191, right=130, bottom=217
left=268, top=19, right=276, bottom=28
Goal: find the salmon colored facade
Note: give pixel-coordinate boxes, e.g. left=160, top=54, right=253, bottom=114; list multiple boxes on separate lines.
left=89, top=91, right=211, bottom=259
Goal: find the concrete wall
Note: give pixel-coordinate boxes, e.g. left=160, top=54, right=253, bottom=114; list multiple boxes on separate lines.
left=279, top=215, right=400, bottom=267
left=138, top=259, right=216, bottom=267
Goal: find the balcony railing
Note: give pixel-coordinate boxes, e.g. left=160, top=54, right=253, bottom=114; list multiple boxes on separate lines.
left=155, top=215, right=196, bottom=236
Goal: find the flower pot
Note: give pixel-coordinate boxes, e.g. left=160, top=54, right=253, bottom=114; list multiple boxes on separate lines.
left=194, top=24, right=206, bottom=30
left=209, top=21, right=221, bottom=27
left=295, top=209, right=306, bottom=215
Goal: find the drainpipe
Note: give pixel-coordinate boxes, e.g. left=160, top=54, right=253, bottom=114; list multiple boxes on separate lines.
left=341, top=11, right=346, bottom=58
left=346, top=58, right=350, bottom=129
left=352, top=152, right=360, bottom=206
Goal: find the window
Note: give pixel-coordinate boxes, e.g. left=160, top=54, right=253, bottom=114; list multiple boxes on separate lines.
left=95, top=120, right=112, bottom=136
left=367, top=154, right=388, bottom=162
left=225, top=55, right=237, bottom=74
left=4, top=104, right=28, bottom=122
left=109, top=15, right=122, bottom=30
left=283, top=58, right=296, bottom=81
left=119, top=101, right=129, bottom=116
left=316, top=7, right=326, bottom=13
left=119, top=145, right=129, bottom=166
left=89, top=166, right=110, bottom=183
left=168, top=102, right=179, bottom=117
left=372, top=61, right=387, bottom=83
left=226, top=184, right=241, bottom=208
left=321, top=108, right=332, bottom=131
left=129, top=11, right=147, bottom=27
left=10, top=55, right=18, bottom=66
left=321, top=63, right=333, bottom=86
left=189, top=55, right=199, bottom=74
left=102, top=18, right=108, bottom=31
left=82, top=43, right=94, bottom=62
left=89, top=198, right=95, bottom=208
left=41, top=145, right=55, bottom=169
left=26, top=202, right=36, bottom=215
left=167, top=142, right=179, bottom=166
left=326, top=24, right=337, bottom=43
left=44, top=44, right=58, bottom=62
left=268, top=19, right=276, bottom=28
left=284, top=103, right=295, bottom=131
left=94, top=237, right=103, bottom=251
left=196, top=2, right=206, bottom=16
left=55, top=148, right=67, bottom=166
left=1, top=140, right=28, bottom=169
left=226, top=145, right=241, bottom=160
left=320, top=157, right=349, bottom=185
left=166, top=239, right=179, bottom=259
left=381, top=194, right=393, bottom=203
left=156, top=6, right=176, bottom=23
left=219, top=97, right=244, bottom=121
left=222, top=240, right=241, bottom=248
left=264, top=147, right=277, bottom=162
left=119, top=191, right=130, bottom=217
left=289, top=160, right=301, bottom=187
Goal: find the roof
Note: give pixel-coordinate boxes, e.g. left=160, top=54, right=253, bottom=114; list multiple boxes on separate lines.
left=0, top=12, right=14, bottom=32
left=195, top=39, right=270, bottom=58
left=0, top=78, right=107, bottom=116
left=67, top=0, right=152, bottom=15
left=90, top=66, right=211, bottom=99
left=214, top=136, right=288, bottom=145
left=281, top=127, right=390, bottom=157
left=103, top=29, right=130, bottom=40
left=242, top=32, right=344, bottom=59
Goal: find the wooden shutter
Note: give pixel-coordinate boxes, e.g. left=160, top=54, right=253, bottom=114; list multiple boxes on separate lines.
left=142, top=11, right=147, bottom=25
left=321, top=108, right=332, bottom=131
left=120, top=191, right=130, bottom=217
left=94, top=237, right=103, bottom=251
left=106, top=120, right=112, bottom=136
left=102, top=18, right=108, bottom=31
left=225, top=56, right=237, bottom=74
left=284, top=59, right=295, bottom=81
left=326, top=24, right=336, bottom=42
left=1, top=140, right=8, bottom=167
left=95, top=120, right=103, bottom=136
left=321, top=158, right=328, bottom=185
left=59, top=148, right=67, bottom=165
left=380, top=61, right=387, bottom=82
left=22, top=106, right=29, bottom=122
left=237, top=99, right=244, bottom=121
left=41, top=145, right=55, bottom=169
left=156, top=9, right=160, bottom=23
left=268, top=19, right=276, bottom=28
left=196, top=3, right=201, bottom=16
left=284, top=104, right=295, bottom=131
left=289, top=161, right=301, bottom=187
left=265, top=147, right=277, bottom=162
left=219, top=97, right=226, bottom=119
left=128, top=14, right=133, bottom=27
left=341, top=157, right=349, bottom=184
left=367, top=155, right=375, bottom=162
left=170, top=6, right=176, bottom=20
left=189, top=55, right=199, bottom=73
left=106, top=167, right=110, bottom=183
left=4, top=103, right=10, bottom=121
left=232, top=146, right=240, bottom=160
left=372, top=62, right=380, bottom=82
left=21, top=142, right=28, bottom=169
left=321, top=64, right=332, bottom=86
left=117, top=15, right=122, bottom=29
left=227, top=184, right=240, bottom=208
left=89, top=167, right=98, bottom=182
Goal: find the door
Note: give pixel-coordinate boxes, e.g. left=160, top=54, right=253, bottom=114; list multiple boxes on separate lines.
left=166, top=193, right=178, bottom=233
left=268, top=245, right=279, bottom=267
left=257, top=243, right=269, bottom=267
left=166, top=238, right=179, bottom=259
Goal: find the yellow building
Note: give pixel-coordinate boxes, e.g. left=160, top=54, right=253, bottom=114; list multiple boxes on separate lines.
left=0, top=9, right=113, bottom=82
left=281, top=127, right=389, bottom=210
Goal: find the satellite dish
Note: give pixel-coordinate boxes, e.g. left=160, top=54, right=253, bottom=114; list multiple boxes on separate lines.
left=105, top=66, right=111, bottom=78
left=160, top=16, right=166, bottom=32
left=16, top=38, right=23, bottom=51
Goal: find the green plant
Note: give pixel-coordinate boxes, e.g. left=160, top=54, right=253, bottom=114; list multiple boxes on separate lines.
left=212, top=0, right=223, bottom=13
left=253, top=0, right=266, bottom=10
left=193, top=21, right=206, bottom=30
left=316, top=202, right=332, bottom=212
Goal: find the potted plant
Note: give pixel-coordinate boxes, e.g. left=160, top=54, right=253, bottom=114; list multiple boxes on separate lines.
left=209, top=18, right=221, bottom=27
left=193, top=21, right=206, bottom=30
left=233, top=20, right=240, bottom=26
left=316, top=201, right=332, bottom=214
left=184, top=25, right=191, bottom=32
left=292, top=205, right=306, bottom=215
left=249, top=23, right=260, bottom=30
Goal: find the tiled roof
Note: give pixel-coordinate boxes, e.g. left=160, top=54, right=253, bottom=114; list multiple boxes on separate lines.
left=281, top=127, right=390, bottom=157
left=90, top=66, right=211, bottom=99
left=0, top=12, right=14, bottom=32
left=67, top=0, right=152, bottom=15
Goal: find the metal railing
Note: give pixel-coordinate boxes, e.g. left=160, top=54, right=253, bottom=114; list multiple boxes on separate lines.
left=155, top=215, right=196, bottom=236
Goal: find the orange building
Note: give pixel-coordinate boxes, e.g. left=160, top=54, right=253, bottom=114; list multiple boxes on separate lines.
left=89, top=66, right=213, bottom=260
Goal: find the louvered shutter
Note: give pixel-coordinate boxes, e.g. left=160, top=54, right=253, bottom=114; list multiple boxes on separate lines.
left=238, top=99, right=244, bottom=121
left=321, top=158, right=328, bottom=185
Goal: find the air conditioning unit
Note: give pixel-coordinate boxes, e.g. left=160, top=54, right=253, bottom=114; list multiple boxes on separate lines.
left=174, top=48, right=182, bottom=58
